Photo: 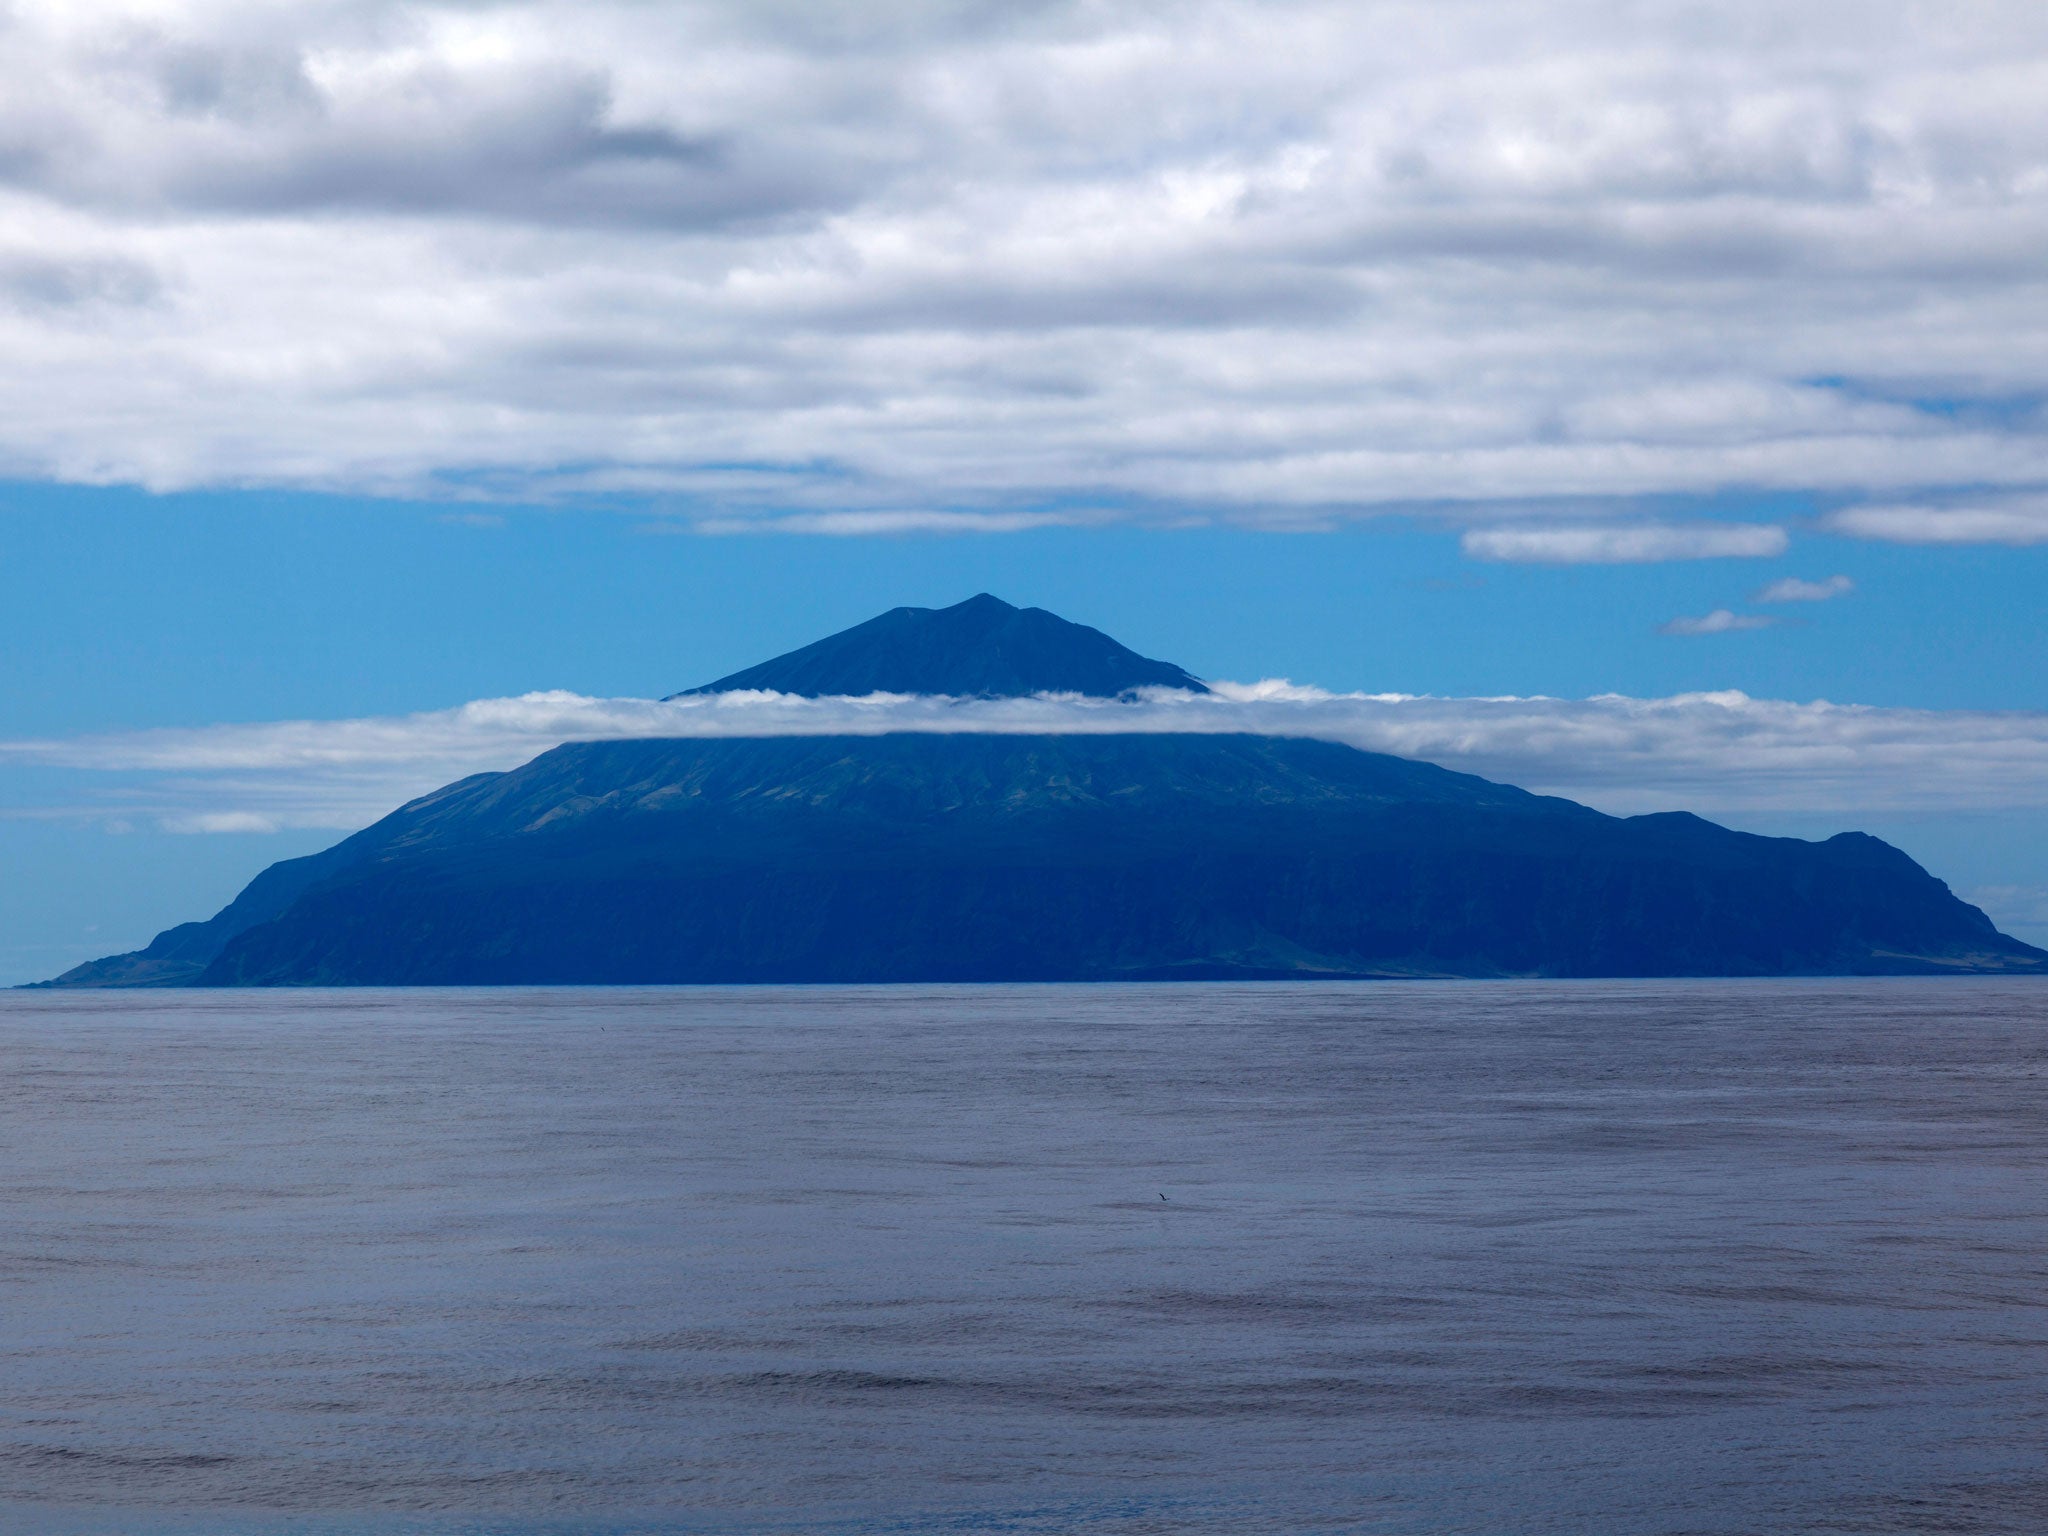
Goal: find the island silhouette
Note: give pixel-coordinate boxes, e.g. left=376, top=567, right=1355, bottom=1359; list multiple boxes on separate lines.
left=42, top=596, right=2045, bottom=986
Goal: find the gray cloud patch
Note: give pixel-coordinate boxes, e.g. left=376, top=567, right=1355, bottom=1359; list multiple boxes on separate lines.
left=0, top=252, right=161, bottom=310
left=104, top=56, right=815, bottom=228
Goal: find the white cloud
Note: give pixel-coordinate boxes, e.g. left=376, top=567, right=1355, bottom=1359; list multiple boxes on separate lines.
left=12, top=682, right=2048, bottom=832
left=691, top=509, right=1100, bottom=536
left=1659, top=609, right=1777, bottom=636
left=1753, top=574, right=1853, bottom=602
left=1462, top=523, right=1789, bottom=564
left=158, top=810, right=281, bottom=834
left=1826, top=501, right=2048, bottom=545
left=0, top=3, right=2041, bottom=524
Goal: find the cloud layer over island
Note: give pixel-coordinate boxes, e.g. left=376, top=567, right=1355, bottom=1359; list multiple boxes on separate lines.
left=10, top=684, right=2048, bottom=834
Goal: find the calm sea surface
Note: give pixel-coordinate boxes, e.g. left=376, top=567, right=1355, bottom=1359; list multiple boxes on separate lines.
left=1, top=981, right=2045, bottom=1535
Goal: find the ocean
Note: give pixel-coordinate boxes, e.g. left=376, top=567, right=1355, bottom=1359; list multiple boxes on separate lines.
left=0, top=981, right=2043, bottom=1535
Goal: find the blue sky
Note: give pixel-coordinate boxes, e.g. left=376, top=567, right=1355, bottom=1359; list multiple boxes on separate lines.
left=1, top=484, right=2044, bottom=732
left=3, top=0, right=2048, bottom=980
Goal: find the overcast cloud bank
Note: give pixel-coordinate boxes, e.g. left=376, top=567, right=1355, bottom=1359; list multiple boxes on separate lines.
left=0, top=0, right=2045, bottom=538
left=10, top=684, right=2048, bottom=833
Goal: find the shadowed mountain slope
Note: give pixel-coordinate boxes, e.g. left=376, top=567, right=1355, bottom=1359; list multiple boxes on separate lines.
left=37, top=600, right=2045, bottom=987
left=670, top=593, right=1207, bottom=698
left=43, top=733, right=2045, bottom=987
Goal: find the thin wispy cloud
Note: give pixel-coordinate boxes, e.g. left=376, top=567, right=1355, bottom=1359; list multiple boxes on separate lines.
left=691, top=510, right=1102, bottom=537
left=0, top=2, right=2041, bottom=533
left=1462, top=524, right=1789, bottom=565
left=11, top=684, right=2048, bottom=832
left=1659, top=611, right=1777, bottom=636
left=160, top=810, right=284, bottom=835
left=1754, top=574, right=1853, bottom=603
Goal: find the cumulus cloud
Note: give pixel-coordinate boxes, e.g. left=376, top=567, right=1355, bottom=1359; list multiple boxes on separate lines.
left=1659, top=610, right=1777, bottom=636
left=1463, top=523, right=1789, bottom=564
left=1826, top=500, right=2048, bottom=545
left=11, top=682, right=2048, bottom=831
left=1754, top=574, right=1853, bottom=602
left=0, top=2, right=2041, bottom=524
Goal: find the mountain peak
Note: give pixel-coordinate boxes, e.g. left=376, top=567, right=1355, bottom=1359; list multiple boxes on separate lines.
left=670, top=595, right=1208, bottom=699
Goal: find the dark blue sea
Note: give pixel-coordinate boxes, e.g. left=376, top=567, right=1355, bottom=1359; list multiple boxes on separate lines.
left=1, top=981, right=2044, bottom=1535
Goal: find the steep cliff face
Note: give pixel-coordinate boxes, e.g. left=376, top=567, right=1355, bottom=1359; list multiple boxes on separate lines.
left=38, top=601, right=2046, bottom=988
left=37, top=774, right=504, bottom=987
